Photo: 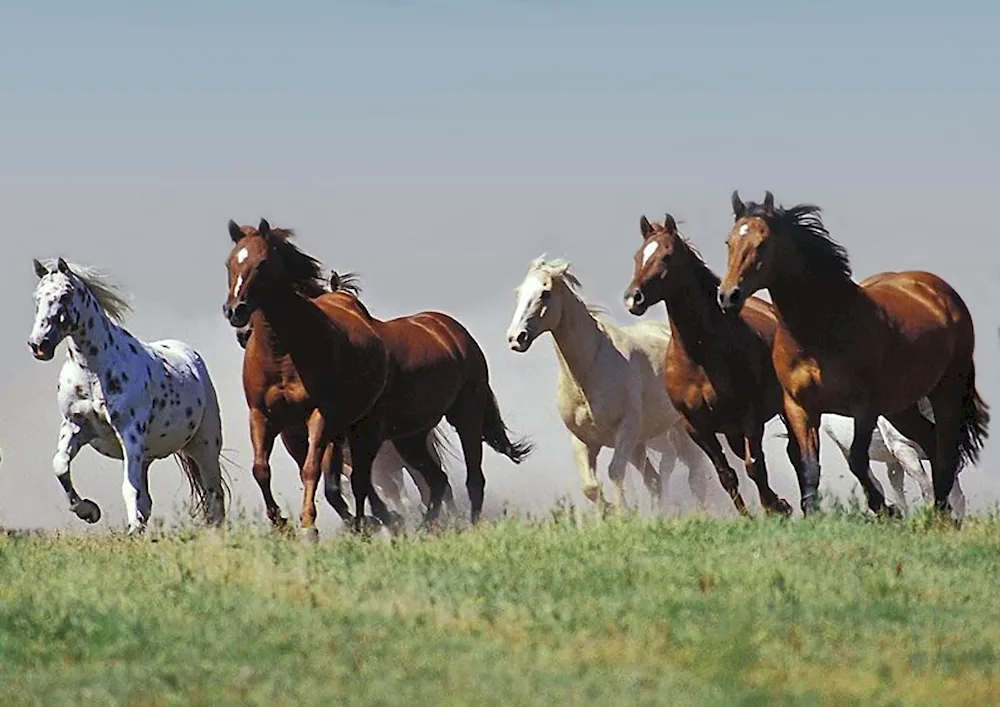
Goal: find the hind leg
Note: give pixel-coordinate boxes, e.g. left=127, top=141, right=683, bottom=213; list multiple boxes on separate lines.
left=446, top=394, right=489, bottom=523
left=884, top=460, right=908, bottom=514
left=181, top=410, right=226, bottom=527
left=393, top=431, right=453, bottom=526
left=371, top=442, right=407, bottom=514
left=629, top=443, right=662, bottom=511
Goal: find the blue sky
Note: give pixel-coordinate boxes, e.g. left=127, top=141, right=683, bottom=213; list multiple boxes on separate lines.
left=2, top=2, right=998, bottom=527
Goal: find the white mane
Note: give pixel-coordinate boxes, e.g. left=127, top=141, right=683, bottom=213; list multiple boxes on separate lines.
left=41, top=259, right=133, bottom=323
left=525, top=255, right=610, bottom=322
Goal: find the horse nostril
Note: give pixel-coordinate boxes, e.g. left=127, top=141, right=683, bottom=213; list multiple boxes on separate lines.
left=633, top=290, right=645, bottom=306
left=232, top=302, right=248, bottom=323
left=516, top=331, right=529, bottom=346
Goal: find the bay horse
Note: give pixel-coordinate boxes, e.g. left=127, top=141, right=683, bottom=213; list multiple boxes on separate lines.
left=718, top=191, right=988, bottom=516
left=224, top=220, right=396, bottom=536
left=505, top=255, right=716, bottom=510
left=234, top=274, right=458, bottom=517
left=623, top=215, right=795, bottom=516
left=225, top=219, right=530, bottom=531
left=28, top=258, right=227, bottom=533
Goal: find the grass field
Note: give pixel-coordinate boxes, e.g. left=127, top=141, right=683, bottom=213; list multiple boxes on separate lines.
left=1, top=509, right=999, bottom=706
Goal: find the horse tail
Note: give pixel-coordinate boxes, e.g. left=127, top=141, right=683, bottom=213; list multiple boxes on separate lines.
left=173, top=453, right=208, bottom=519
left=957, top=360, right=990, bottom=469
left=481, top=386, right=533, bottom=464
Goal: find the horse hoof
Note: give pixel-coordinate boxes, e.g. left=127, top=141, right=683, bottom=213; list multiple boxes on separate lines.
left=71, top=499, right=101, bottom=524
left=299, top=527, right=319, bottom=544
left=770, top=499, right=794, bottom=517
left=879, top=504, right=903, bottom=520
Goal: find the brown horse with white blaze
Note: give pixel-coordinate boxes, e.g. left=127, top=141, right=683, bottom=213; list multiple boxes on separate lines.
left=717, top=191, right=988, bottom=516
left=225, top=219, right=531, bottom=528
left=623, top=214, right=795, bottom=516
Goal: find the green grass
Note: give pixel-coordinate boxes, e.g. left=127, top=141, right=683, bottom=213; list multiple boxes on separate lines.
left=1, top=509, right=999, bottom=706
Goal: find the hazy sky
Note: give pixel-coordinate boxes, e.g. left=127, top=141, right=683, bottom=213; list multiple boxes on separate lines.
left=2, top=1, right=998, bottom=530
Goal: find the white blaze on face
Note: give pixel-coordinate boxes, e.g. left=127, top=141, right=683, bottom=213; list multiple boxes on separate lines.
left=738, top=224, right=749, bottom=236
left=641, top=241, right=659, bottom=267
left=236, top=248, right=249, bottom=264
left=233, top=274, right=244, bottom=298
left=507, top=272, right=546, bottom=340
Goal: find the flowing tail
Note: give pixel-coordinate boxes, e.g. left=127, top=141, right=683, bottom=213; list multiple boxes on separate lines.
left=958, top=360, right=990, bottom=469
left=173, top=453, right=233, bottom=520
left=482, top=387, right=533, bottom=463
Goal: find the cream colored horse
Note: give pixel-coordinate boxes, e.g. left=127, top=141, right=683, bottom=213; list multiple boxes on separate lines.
left=506, top=256, right=712, bottom=509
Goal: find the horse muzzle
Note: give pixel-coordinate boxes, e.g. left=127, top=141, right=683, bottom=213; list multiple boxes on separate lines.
left=28, top=339, right=55, bottom=361
left=223, top=301, right=251, bottom=329
left=624, top=288, right=648, bottom=316
left=507, top=329, right=533, bottom=353
left=716, top=285, right=745, bottom=315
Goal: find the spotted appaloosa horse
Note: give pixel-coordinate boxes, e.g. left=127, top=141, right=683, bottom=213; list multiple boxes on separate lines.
left=27, top=258, right=226, bottom=533
left=718, top=191, right=988, bottom=517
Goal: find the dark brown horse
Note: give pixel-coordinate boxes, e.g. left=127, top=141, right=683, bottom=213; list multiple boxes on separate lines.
left=224, top=220, right=397, bottom=536
left=718, top=191, right=989, bottom=516
left=225, top=219, right=531, bottom=528
left=235, top=273, right=458, bottom=517
left=623, top=214, right=795, bottom=516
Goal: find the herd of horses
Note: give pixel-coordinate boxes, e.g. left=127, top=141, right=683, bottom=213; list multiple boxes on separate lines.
left=25, top=190, right=988, bottom=537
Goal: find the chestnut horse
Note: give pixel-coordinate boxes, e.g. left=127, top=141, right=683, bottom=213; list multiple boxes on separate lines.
left=224, top=220, right=397, bottom=536
left=225, top=220, right=530, bottom=529
left=718, top=191, right=988, bottom=516
left=623, top=214, right=795, bottom=516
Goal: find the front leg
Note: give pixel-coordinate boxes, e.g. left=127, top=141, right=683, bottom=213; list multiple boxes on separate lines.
left=114, top=425, right=149, bottom=534
left=249, top=408, right=284, bottom=528
left=568, top=434, right=603, bottom=507
left=52, top=418, right=101, bottom=523
left=849, top=415, right=893, bottom=516
left=783, top=395, right=821, bottom=516
left=606, top=405, right=643, bottom=509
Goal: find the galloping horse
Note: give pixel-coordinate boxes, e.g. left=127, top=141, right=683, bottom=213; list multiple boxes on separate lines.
left=623, top=215, right=794, bottom=516
left=28, top=258, right=227, bottom=533
left=506, top=255, right=715, bottom=510
left=224, top=221, right=394, bottom=536
left=225, top=220, right=530, bottom=530
left=718, top=191, right=988, bottom=516
left=234, top=274, right=457, bottom=517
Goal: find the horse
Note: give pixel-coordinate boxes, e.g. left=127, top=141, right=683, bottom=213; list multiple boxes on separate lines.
left=506, top=255, right=715, bottom=511
left=27, top=258, right=227, bottom=533
left=233, top=276, right=458, bottom=518
left=623, top=215, right=795, bottom=516
left=224, top=220, right=395, bottom=536
left=718, top=191, right=988, bottom=516
left=225, top=219, right=530, bottom=531
left=773, top=411, right=967, bottom=516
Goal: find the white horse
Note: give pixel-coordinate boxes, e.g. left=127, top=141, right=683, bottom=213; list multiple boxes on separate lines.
left=28, top=258, right=226, bottom=533
left=775, top=411, right=967, bottom=516
left=506, top=256, right=712, bottom=509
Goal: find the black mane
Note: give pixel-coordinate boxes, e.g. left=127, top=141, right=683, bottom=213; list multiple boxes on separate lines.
left=746, top=201, right=852, bottom=280
left=268, top=229, right=328, bottom=297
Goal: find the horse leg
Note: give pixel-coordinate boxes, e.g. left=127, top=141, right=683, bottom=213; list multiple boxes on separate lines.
left=115, top=425, right=149, bottom=534
left=297, top=408, right=329, bottom=540
left=445, top=389, right=488, bottom=523
left=883, top=460, right=908, bottom=515
left=249, top=408, right=285, bottom=528
left=393, top=430, right=453, bottom=526
left=731, top=421, right=792, bottom=516
left=607, top=414, right=642, bottom=509
left=52, top=418, right=101, bottom=523
left=320, top=439, right=354, bottom=523
left=849, top=416, right=893, bottom=516
left=685, top=422, right=747, bottom=516
left=569, top=435, right=604, bottom=508
left=950, top=473, right=967, bottom=518
left=629, top=443, right=662, bottom=511
left=371, top=442, right=406, bottom=514
left=425, top=433, right=459, bottom=515
left=782, top=398, right=822, bottom=516
left=180, top=407, right=226, bottom=527
left=348, top=421, right=402, bottom=532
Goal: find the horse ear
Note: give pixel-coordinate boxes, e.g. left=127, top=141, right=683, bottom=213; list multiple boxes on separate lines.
left=228, top=220, right=243, bottom=243
left=663, top=213, right=678, bottom=233
left=640, top=215, right=653, bottom=238
left=732, top=191, right=746, bottom=219
left=763, top=191, right=775, bottom=215
left=33, top=259, right=49, bottom=279
left=56, top=258, right=70, bottom=274
left=258, top=218, right=271, bottom=238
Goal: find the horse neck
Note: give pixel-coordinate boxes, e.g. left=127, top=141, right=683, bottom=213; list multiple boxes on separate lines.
left=549, top=285, right=605, bottom=385
left=66, top=293, right=136, bottom=374
left=256, top=282, right=340, bottom=357
left=660, top=253, right=727, bottom=359
left=766, top=240, right=859, bottom=344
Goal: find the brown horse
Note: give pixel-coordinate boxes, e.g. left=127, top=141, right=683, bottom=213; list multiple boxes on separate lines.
left=235, top=272, right=459, bottom=518
left=225, top=219, right=531, bottom=528
left=718, top=191, right=989, bottom=516
left=224, top=219, right=400, bottom=535
left=623, top=214, right=795, bottom=516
